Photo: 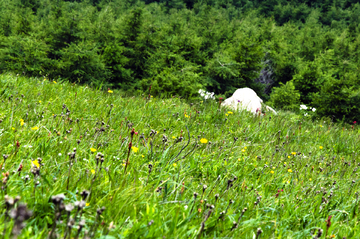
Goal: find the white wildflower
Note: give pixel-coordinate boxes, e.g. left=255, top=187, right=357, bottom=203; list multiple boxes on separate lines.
left=198, top=89, right=215, bottom=100
left=300, top=104, right=307, bottom=110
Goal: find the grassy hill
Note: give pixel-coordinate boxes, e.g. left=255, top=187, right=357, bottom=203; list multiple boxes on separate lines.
left=0, top=73, right=359, bottom=238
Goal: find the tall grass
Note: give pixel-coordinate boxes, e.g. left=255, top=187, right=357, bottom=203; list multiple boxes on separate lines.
left=0, top=73, right=359, bottom=238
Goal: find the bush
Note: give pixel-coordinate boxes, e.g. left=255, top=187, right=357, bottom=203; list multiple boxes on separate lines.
left=267, top=80, right=300, bottom=111
left=312, top=78, right=360, bottom=123
left=139, top=67, right=203, bottom=99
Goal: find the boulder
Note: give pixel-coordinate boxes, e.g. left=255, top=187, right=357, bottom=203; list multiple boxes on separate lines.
left=222, top=88, right=276, bottom=115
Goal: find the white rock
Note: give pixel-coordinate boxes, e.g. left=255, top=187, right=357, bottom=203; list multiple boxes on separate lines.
left=222, top=88, right=276, bottom=115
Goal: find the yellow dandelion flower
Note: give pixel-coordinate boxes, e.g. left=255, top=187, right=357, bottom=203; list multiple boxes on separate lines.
left=225, top=114, right=228, bottom=116
left=108, top=90, right=113, bottom=93
left=227, top=111, right=233, bottom=114
left=173, top=163, right=177, bottom=167
left=319, top=146, right=323, bottom=149
left=288, top=169, right=293, bottom=173
left=39, top=100, right=42, bottom=103
left=86, top=203, right=90, bottom=207
left=141, top=155, right=145, bottom=158
left=270, top=171, right=274, bottom=174
left=20, top=119, right=24, bottom=126
left=238, top=158, right=241, bottom=161
left=244, top=147, right=247, bottom=149
left=31, top=126, right=39, bottom=130
left=242, top=149, right=246, bottom=153
left=291, top=152, right=296, bottom=155
left=12, top=127, right=15, bottom=130
left=200, top=138, right=208, bottom=144
left=320, top=125, right=323, bottom=127
left=287, top=181, right=290, bottom=184
left=132, top=146, right=139, bottom=153
left=90, top=148, right=97, bottom=152
left=309, top=178, right=312, bottom=181
left=31, top=159, right=40, bottom=168
left=287, top=156, right=291, bottom=158
left=172, top=136, right=176, bottom=139
left=272, top=167, right=275, bottom=169
left=53, top=81, right=57, bottom=84
left=91, top=169, right=95, bottom=174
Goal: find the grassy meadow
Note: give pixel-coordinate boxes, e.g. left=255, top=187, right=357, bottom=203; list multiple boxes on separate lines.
left=1, top=73, right=360, bottom=238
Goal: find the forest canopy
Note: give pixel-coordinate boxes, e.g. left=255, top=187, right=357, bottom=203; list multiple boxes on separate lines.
left=1, top=0, right=360, bottom=122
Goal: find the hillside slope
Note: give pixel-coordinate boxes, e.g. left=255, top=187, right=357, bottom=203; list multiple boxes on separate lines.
left=0, top=73, right=359, bottom=238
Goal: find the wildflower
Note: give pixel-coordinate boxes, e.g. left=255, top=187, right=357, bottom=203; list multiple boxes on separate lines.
left=86, top=203, right=90, bottom=207
left=288, top=169, right=293, bottom=173
left=108, top=90, right=113, bottom=93
left=90, top=148, right=97, bottom=153
left=172, top=136, right=176, bottom=139
left=287, top=181, right=290, bottom=184
left=320, top=125, right=323, bottom=127
left=39, top=100, right=42, bottom=103
left=184, top=114, right=190, bottom=118
left=132, top=146, right=139, bottom=153
left=225, top=114, right=228, bottom=116
left=198, top=89, right=215, bottom=100
left=244, top=147, right=247, bottom=149
left=312, top=108, right=316, bottom=112
left=300, top=105, right=307, bottom=110
left=184, top=205, right=188, bottom=210
left=31, top=159, right=40, bottom=168
left=270, top=171, right=274, bottom=174
left=53, top=81, right=57, bottom=84
left=287, top=156, right=291, bottom=159
left=91, top=169, right=95, bottom=174
left=173, top=163, right=177, bottom=167
left=200, top=138, right=208, bottom=144
left=291, top=152, right=296, bottom=155
left=12, top=127, right=15, bottom=130
left=141, top=155, right=145, bottom=158
left=309, top=178, right=312, bottom=181
left=227, top=111, right=233, bottom=114
left=31, top=126, right=39, bottom=130
left=198, top=208, right=202, bottom=213
left=319, top=146, right=323, bottom=149
left=354, top=121, right=357, bottom=124
left=242, top=149, right=246, bottom=153
left=20, top=119, right=24, bottom=126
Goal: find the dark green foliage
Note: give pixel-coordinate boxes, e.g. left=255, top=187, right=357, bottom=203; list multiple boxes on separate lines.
left=267, top=80, right=300, bottom=111
left=312, top=78, right=360, bottom=123
left=140, top=67, right=202, bottom=99
left=0, top=0, right=360, bottom=121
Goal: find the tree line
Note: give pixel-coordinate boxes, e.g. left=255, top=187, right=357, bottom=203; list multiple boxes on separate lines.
left=1, top=0, right=360, bottom=122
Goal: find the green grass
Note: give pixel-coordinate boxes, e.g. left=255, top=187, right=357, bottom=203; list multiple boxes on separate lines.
left=0, top=73, right=360, bottom=238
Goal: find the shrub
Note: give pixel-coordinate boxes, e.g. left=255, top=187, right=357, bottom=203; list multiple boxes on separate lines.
left=267, top=80, right=300, bottom=111
left=312, top=78, right=360, bottom=123
left=139, top=67, right=203, bottom=99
